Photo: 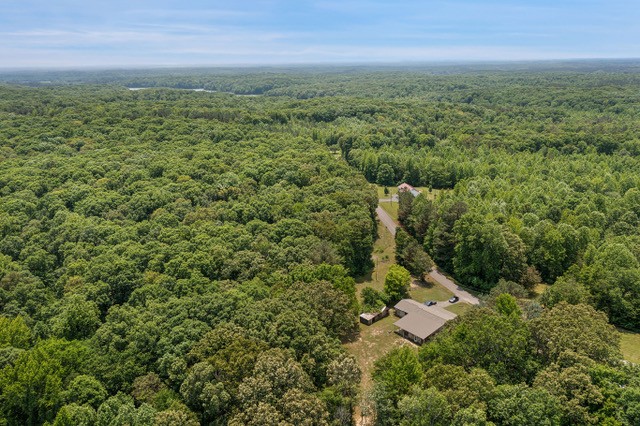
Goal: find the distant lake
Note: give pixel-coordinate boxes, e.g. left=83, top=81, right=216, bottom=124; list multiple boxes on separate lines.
left=128, top=87, right=216, bottom=93
left=127, top=87, right=259, bottom=96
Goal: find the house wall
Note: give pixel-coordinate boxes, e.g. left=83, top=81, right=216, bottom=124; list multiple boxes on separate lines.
left=400, top=330, right=424, bottom=345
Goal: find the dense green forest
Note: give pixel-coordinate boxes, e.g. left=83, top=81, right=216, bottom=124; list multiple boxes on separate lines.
left=0, top=63, right=639, bottom=425
left=0, top=85, right=376, bottom=425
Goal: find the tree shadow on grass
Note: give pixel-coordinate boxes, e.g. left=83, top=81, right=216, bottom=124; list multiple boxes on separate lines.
left=411, top=276, right=433, bottom=289
left=355, top=270, right=374, bottom=284
left=341, top=327, right=362, bottom=344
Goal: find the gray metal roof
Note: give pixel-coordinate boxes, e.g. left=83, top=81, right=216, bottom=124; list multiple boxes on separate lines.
left=394, top=311, right=446, bottom=339
left=393, top=299, right=457, bottom=340
left=394, top=299, right=457, bottom=321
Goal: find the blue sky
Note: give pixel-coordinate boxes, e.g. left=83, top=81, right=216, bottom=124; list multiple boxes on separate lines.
left=1, top=0, right=638, bottom=68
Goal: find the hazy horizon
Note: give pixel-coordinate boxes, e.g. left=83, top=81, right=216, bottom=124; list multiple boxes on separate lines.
left=2, top=0, right=639, bottom=68
left=2, top=57, right=640, bottom=72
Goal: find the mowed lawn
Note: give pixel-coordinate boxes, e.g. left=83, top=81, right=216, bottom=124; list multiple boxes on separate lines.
left=619, top=329, right=640, bottom=364
left=356, top=222, right=395, bottom=294
left=409, top=278, right=454, bottom=302
left=415, top=187, right=443, bottom=201
left=376, top=185, right=397, bottom=199
left=376, top=185, right=446, bottom=222
left=379, top=200, right=399, bottom=221
left=445, top=302, right=473, bottom=315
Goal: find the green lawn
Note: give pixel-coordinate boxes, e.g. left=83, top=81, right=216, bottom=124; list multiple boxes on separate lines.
left=379, top=200, right=399, bottom=221
left=445, top=302, right=473, bottom=316
left=375, top=185, right=445, bottom=225
left=409, top=277, right=454, bottom=302
left=356, top=222, right=396, bottom=293
left=376, top=185, right=397, bottom=199
left=620, top=329, right=640, bottom=364
left=415, top=187, right=442, bottom=201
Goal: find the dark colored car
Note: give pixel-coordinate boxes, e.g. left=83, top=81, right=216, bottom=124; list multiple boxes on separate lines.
left=424, top=300, right=437, bottom=306
left=449, top=296, right=459, bottom=303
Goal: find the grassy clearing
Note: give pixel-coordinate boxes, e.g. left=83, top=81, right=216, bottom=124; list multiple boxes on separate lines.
left=409, top=275, right=454, bottom=302
left=533, top=283, right=550, bottom=297
left=375, top=185, right=446, bottom=222
left=415, top=187, right=443, bottom=201
left=445, top=302, right=473, bottom=316
left=351, top=213, right=454, bottom=424
left=376, top=185, right=397, bottom=199
left=619, top=329, right=640, bottom=364
left=356, top=222, right=396, bottom=293
left=379, top=200, right=399, bottom=221
left=376, top=184, right=443, bottom=200
left=345, top=314, right=415, bottom=391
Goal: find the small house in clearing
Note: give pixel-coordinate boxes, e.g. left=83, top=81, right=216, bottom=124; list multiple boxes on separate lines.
left=397, top=183, right=421, bottom=198
left=359, top=306, right=390, bottom=326
left=393, top=299, right=456, bottom=345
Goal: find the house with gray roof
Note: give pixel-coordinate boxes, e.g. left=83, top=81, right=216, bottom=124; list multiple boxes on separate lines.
left=393, top=299, right=456, bottom=345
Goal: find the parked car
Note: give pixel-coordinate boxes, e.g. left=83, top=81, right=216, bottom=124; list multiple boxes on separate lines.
left=424, top=300, right=437, bottom=306
left=449, top=296, right=459, bottom=303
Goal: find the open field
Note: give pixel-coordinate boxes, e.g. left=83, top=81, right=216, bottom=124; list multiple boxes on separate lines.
left=620, top=329, right=640, bottom=364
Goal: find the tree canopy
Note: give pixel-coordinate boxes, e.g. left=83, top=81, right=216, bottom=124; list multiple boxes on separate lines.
left=1, top=63, right=640, bottom=424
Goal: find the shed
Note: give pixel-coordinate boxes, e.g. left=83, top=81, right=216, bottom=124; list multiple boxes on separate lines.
left=359, top=306, right=390, bottom=326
